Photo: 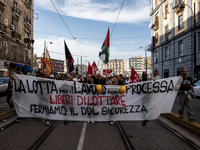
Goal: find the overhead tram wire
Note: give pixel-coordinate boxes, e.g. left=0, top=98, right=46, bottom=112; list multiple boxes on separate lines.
left=111, top=0, right=125, bottom=38
left=50, top=0, right=83, bottom=56
left=48, top=50, right=98, bottom=57
left=35, top=30, right=151, bottom=40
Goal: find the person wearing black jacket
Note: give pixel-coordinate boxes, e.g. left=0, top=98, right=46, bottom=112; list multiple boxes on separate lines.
left=93, top=74, right=106, bottom=85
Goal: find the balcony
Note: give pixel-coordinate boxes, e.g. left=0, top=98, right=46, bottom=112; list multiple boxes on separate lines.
left=151, top=21, right=159, bottom=31
left=172, top=2, right=185, bottom=14
left=12, top=7, right=21, bottom=19
left=0, top=0, right=6, bottom=8
left=12, top=31, right=21, bottom=40
left=0, top=23, right=7, bottom=33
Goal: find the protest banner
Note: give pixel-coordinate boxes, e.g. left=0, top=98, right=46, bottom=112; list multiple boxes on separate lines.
left=103, top=69, right=111, bottom=75
left=13, top=74, right=182, bottom=121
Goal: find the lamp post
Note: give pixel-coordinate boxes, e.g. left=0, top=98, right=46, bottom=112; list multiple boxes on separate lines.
left=43, top=40, right=53, bottom=69
left=179, top=3, right=197, bottom=81
left=140, top=46, right=147, bottom=73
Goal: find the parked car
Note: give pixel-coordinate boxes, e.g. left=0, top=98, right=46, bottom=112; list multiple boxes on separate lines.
left=193, top=80, right=200, bottom=98
left=0, top=77, right=9, bottom=94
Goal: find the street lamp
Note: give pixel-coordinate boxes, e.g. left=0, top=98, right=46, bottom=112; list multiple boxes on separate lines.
left=140, top=46, right=147, bottom=73
left=177, top=3, right=197, bottom=81
left=43, top=40, right=53, bottom=69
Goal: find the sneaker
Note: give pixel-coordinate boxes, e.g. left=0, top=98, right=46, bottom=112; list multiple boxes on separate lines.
left=16, top=117, right=21, bottom=123
left=46, top=121, right=50, bottom=126
left=87, top=121, right=90, bottom=123
left=188, top=116, right=195, bottom=122
left=109, top=121, right=113, bottom=125
left=91, top=121, right=94, bottom=123
left=180, top=115, right=184, bottom=119
left=42, top=119, right=46, bottom=123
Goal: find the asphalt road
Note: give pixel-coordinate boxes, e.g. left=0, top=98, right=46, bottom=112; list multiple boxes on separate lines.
left=0, top=118, right=198, bottom=150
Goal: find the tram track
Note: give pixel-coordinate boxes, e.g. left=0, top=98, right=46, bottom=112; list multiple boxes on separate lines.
left=116, top=121, right=135, bottom=150
left=0, top=117, right=24, bottom=132
left=155, top=119, right=200, bottom=150
left=28, top=120, right=60, bottom=150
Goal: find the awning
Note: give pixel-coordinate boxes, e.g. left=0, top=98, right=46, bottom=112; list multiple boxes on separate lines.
left=10, top=62, right=35, bottom=72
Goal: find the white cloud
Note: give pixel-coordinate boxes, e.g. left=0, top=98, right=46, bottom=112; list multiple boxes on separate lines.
left=35, top=0, right=151, bottom=23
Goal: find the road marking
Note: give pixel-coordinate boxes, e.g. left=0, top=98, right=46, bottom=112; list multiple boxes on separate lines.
left=77, top=122, right=87, bottom=150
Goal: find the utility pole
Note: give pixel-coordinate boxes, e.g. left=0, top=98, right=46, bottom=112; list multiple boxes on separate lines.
left=145, top=46, right=147, bottom=73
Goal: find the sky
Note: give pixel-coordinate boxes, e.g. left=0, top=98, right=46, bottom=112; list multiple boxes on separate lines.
left=34, top=0, right=152, bottom=68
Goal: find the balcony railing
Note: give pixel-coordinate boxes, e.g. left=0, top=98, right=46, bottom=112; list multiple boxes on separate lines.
left=0, top=23, right=7, bottom=33
left=12, top=31, right=21, bottom=40
left=12, top=7, right=21, bottom=17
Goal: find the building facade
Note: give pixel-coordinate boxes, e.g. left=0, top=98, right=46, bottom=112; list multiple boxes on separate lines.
left=37, top=58, right=64, bottom=73
left=101, top=59, right=124, bottom=75
left=0, top=0, right=34, bottom=77
left=129, top=56, right=152, bottom=75
left=124, top=60, right=130, bottom=76
left=75, top=64, right=87, bottom=75
left=149, top=0, right=200, bottom=80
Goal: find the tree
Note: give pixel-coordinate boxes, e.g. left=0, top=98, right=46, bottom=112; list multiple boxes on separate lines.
left=33, top=53, right=38, bottom=69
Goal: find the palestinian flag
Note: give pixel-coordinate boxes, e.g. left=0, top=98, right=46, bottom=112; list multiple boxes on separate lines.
left=99, top=28, right=109, bottom=64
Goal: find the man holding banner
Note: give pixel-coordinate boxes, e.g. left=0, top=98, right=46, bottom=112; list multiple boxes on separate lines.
left=178, top=68, right=196, bottom=122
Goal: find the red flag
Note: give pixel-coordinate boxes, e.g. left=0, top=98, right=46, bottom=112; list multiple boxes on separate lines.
left=130, top=66, right=139, bottom=84
left=91, top=61, right=98, bottom=74
left=87, top=62, right=93, bottom=76
left=40, top=49, right=53, bottom=75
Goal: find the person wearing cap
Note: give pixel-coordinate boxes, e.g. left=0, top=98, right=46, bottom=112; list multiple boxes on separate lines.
left=150, top=68, right=161, bottom=81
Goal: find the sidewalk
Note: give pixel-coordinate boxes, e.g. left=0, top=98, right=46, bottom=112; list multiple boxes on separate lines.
left=163, top=112, right=200, bottom=135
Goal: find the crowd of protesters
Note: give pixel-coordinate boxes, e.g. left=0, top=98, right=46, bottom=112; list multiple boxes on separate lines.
left=3, top=67, right=196, bottom=126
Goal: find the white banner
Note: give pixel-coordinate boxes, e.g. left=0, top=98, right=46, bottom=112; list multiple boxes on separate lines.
left=13, top=74, right=182, bottom=121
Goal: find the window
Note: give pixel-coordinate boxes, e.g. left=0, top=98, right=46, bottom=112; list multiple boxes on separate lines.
left=178, top=14, right=183, bottom=29
left=165, top=47, right=169, bottom=60
left=12, top=18, right=18, bottom=32
left=25, top=29, right=30, bottom=38
left=0, top=39, right=2, bottom=54
left=25, top=50, right=28, bottom=61
left=179, top=41, right=183, bottom=56
left=198, top=33, right=200, bottom=52
left=165, top=24, right=168, bottom=33
left=12, top=45, right=17, bottom=59
left=165, top=4, right=168, bottom=16
left=0, top=10, right=2, bottom=24
left=155, top=51, right=158, bottom=63
left=155, top=32, right=158, bottom=43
